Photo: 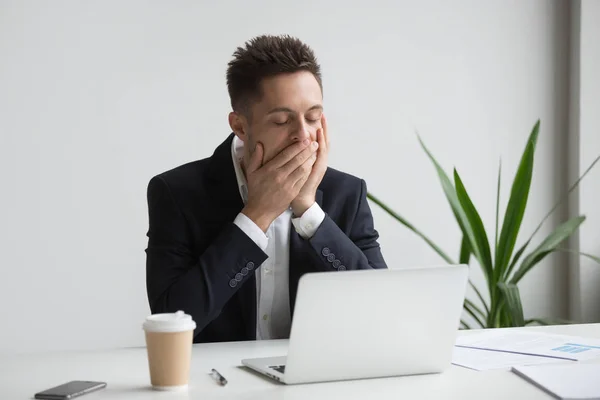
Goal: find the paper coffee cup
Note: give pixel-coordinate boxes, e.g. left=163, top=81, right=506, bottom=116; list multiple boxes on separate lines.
left=143, top=311, right=196, bottom=391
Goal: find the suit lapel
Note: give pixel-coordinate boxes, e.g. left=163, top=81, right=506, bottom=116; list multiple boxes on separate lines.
left=289, top=189, right=323, bottom=317
left=205, top=134, right=245, bottom=222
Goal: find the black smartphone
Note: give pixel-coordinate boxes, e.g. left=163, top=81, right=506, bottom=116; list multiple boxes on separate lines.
left=34, top=381, right=107, bottom=399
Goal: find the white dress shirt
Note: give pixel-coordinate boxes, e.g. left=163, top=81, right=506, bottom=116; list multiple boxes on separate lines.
left=230, top=136, right=325, bottom=340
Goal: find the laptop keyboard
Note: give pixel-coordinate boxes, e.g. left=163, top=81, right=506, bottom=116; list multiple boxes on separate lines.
left=270, top=365, right=286, bottom=374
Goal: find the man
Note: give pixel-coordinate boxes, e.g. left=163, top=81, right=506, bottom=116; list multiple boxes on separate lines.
left=145, top=34, right=387, bottom=343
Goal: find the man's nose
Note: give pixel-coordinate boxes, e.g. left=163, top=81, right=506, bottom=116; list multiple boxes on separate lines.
left=291, top=120, right=311, bottom=142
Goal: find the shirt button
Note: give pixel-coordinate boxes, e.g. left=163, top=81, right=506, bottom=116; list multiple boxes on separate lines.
left=246, top=261, right=255, bottom=270
left=322, top=247, right=331, bottom=256
left=327, top=253, right=335, bottom=262
left=263, top=314, right=268, bottom=321
left=306, top=223, right=313, bottom=230
left=229, top=279, right=238, bottom=288
left=235, top=273, right=243, bottom=281
left=241, top=267, right=249, bottom=276
left=333, top=259, right=341, bottom=268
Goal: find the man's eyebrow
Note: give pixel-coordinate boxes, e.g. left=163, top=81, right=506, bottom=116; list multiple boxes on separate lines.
left=267, top=105, right=323, bottom=114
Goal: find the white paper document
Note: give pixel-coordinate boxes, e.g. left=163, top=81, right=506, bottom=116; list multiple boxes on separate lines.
left=455, top=330, right=600, bottom=362
left=512, top=363, right=600, bottom=400
left=452, top=345, right=568, bottom=371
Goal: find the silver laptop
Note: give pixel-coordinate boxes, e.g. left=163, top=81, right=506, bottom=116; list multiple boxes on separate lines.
left=242, top=264, right=469, bottom=384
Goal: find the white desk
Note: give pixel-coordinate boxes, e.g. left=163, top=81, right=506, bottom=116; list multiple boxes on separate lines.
left=3, top=323, right=600, bottom=399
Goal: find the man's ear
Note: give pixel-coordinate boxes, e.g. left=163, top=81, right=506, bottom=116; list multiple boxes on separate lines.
left=229, top=112, right=248, bottom=142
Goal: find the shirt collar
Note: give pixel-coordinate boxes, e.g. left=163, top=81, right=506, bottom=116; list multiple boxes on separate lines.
left=231, top=135, right=249, bottom=204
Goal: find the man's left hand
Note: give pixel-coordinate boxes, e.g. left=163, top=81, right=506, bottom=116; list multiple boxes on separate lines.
left=291, top=114, right=329, bottom=217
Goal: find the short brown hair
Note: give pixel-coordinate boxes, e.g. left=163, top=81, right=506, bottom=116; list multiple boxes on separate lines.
left=226, top=34, right=322, bottom=113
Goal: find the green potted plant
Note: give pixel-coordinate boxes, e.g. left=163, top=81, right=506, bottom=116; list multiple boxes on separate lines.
left=367, top=120, right=600, bottom=328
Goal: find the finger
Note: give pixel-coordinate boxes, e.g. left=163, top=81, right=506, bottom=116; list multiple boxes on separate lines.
left=280, top=140, right=318, bottom=175
left=246, top=142, right=263, bottom=174
left=315, top=129, right=328, bottom=166
left=268, top=139, right=310, bottom=169
left=318, top=128, right=326, bottom=154
left=301, top=153, right=321, bottom=190
left=290, top=153, right=317, bottom=186
left=321, top=114, right=330, bottom=148
left=302, top=133, right=327, bottom=189
left=292, top=173, right=310, bottom=192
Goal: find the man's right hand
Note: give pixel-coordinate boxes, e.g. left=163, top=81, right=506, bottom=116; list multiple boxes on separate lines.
left=241, top=138, right=319, bottom=232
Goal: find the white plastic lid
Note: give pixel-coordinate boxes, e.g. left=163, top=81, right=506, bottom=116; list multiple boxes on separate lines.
left=142, top=310, right=196, bottom=333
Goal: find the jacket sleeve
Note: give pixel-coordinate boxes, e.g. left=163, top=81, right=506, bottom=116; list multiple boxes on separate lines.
left=307, top=179, right=387, bottom=271
left=144, top=176, right=267, bottom=336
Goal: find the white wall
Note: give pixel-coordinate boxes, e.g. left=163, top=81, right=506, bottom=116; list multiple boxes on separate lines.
left=0, top=0, right=572, bottom=354
left=569, top=0, right=600, bottom=322
left=578, top=0, right=600, bottom=322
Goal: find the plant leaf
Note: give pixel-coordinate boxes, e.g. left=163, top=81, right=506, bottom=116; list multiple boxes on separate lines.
left=454, top=169, right=494, bottom=283
left=464, top=299, right=486, bottom=329
left=497, top=282, right=525, bottom=327
left=459, top=236, right=471, bottom=265
left=556, top=248, right=600, bottom=264
left=504, top=238, right=532, bottom=283
left=501, top=304, right=513, bottom=327
left=465, top=298, right=486, bottom=320
left=494, top=158, right=502, bottom=263
left=518, top=154, right=600, bottom=253
left=525, top=317, right=574, bottom=326
left=469, top=280, right=490, bottom=316
left=504, top=153, right=600, bottom=280
left=492, top=299, right=505, bottom=328
left=417, top=135, right=475, bottom=254
left=510, top=216, right=586, bottom=284
left=495, top=120, right=539, bottom=281
left=367, top=193, right=456, bottom=264
left=460, top=320, right=471, bottom=330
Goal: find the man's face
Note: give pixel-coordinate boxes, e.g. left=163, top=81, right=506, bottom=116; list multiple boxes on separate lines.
left=230, top=71, right=323, bottom=168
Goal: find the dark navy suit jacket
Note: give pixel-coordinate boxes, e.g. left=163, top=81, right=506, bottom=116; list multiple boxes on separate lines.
left=145, top=134, right=387, bottom=343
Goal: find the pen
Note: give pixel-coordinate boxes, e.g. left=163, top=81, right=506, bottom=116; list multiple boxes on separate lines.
left=210, top=368, right=228, bottom=386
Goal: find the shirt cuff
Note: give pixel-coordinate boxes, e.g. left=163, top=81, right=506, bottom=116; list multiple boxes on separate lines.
left=291, top=202, right=326, bottom=239
left=234, top=213, right=269, bottom=251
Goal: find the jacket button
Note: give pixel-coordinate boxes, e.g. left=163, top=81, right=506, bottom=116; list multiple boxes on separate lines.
left=321, top=247, right=330, bottom=256
left=241, top=267, right=249, bottom=275
left=327, top=253, right=335, bottom=262
left=246, top=261, right=255, bottom=270
left=229, top=279, right=238, bottom=288
left=338, top=265, right=346, bottom=271
left=333, top=259, right=341, bottom=268
left=235, top=273, right=243, bottom=281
